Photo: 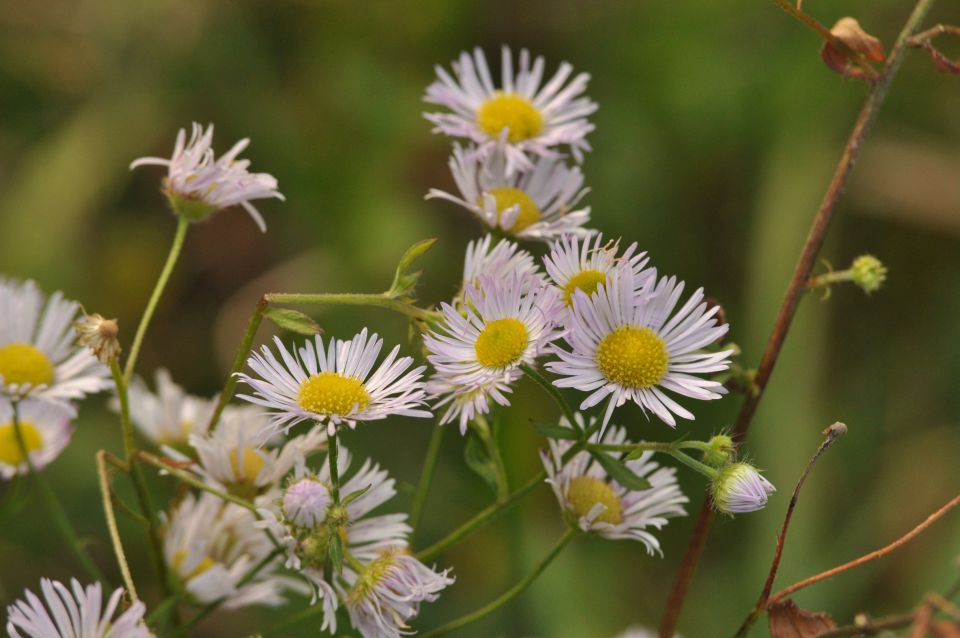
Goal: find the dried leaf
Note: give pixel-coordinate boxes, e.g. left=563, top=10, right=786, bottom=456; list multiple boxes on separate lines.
left=821, top=17, right=885, bottom=80
left=768, top=599, right=838, bottom=638
left=931, top=621, right=960, bottom=638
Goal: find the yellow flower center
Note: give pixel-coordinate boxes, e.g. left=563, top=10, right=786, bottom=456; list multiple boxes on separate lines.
left=474, top=318, right=528, bottom=369
left=562, top=270, right=607, bottom=306
left=229, top=447, right=267, bottom=481
left=595, top=326, right=669, bottom=389
left=297, top=372, right=370, bottom=416
left=476, top=92, right=544, bottom=143
left=0, top=421, right=43, bottom=466
left=485, top=187, right=542, bottom=233
left=348, top=547, right=401, bottom=605
left=566, top=475, right=623, bottom=524
left=173, top=549, right=217, bottom=581
left=0, top=343, right=55, bottom=387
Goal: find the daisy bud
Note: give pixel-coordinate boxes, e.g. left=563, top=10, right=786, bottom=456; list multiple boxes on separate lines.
left=702, top=434, right=736, bottom=468
left=75, top=313, right=121, bottom=364
left=850, top=254, right=887, bottom=295
left=283, top=477, right=331, bottom=529
left=711, top=462, right=775, bottom=514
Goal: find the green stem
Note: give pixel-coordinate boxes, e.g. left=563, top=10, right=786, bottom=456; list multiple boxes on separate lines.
left=519, top=363, right=577, bottom=428
left=135, top=451, right=257, bottom=513
left=110, top=360, right=136, bottom=459
left=207, top=298, right=267, bottom=433
left=128, top=459, right=174, bottom=609
left=473, top=414, right=509, bottom=500
left=410, top=425, right=445, bottom=539
left=665, top=450, right=720, bottom=480
left=328, top=430, right=341, bottom=503
left=11, top=402, right=106, bottom=583
left=420, top=527, right=576, bottom=637
left=265, top=292, right=435, bottom=321
left=124, top=216, right=189, bottom=383
left=96, top=451, right=139, bottom=602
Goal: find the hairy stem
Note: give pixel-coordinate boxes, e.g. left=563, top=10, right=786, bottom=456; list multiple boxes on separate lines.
left=659, top=2, right=937, bottom=634
left=207, top=297, right=267, bottom=433
left=265, top=292, right=435, bottom=321
left=96, top=451, right=139, bottom=602
left=110, top=360, right=136, bottom=459
left=519, top=363, right=577, bottom=428
left=410, top=424, right=446, bottom=540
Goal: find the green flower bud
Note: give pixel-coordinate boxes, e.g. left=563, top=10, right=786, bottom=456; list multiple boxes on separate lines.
left=702, top=434, right=736, bottom=468
left=850, top=254, right=887, bottom=295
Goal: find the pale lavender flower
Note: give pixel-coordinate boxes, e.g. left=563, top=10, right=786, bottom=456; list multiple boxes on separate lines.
left=711, top=463, right=776, bottom=514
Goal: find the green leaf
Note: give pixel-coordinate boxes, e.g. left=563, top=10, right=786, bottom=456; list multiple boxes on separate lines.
left=341, top=483, right=371, bottom=506
left=328, top=533, right=343, bottom=574
left=590, top=450, right=652, bottom=491
left=388, top=238, right=437, bottom=299
left=263, top=307, right=323, bottom=336
left=532, top=421, right=580, bottom=441
left=464, top=432, right=499, bottom=495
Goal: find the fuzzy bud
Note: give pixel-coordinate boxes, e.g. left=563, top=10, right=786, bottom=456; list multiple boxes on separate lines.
left=75, top=313, right=121, bottom=364
left=711, top=463, right=775, bottom=514
left=850, top=254, right=887, bottom=295
left=703, top=434, right=736, bottom=468
left=282, top=478, right=331, bottom=528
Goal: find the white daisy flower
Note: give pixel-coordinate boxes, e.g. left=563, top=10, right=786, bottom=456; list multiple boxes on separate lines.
left=340, top=546, right=454, bottom=638
left=0, top=279, right=111, bottom=405
left=170, top=406, right=326, bottom=501
left=424, top=46, right=597, bottom=175
left=543, top=234, right=655, bottom=306
left=163, top=492, right=297, bottom=609
left=6, top=578, right=153, bottom=638
left=711, top=463, right=776, bottom=514
left=0, top=399, right=73, bottom=479
left=426, top=372, right=515, bottom=435
left=425, top=273, right=562, bottom=389
left=541, top=415, right=687, bottom=554
left=547, top=268, right=732, bottom=431
left=130, top=122, right=284, bottom=232
left=237, top=329, right=431, bottom=437
left=123, top=369, right=217, bottom=451
left=427, top=145, right=592, bottom=240
left=461, top=234, right=540, bottom=292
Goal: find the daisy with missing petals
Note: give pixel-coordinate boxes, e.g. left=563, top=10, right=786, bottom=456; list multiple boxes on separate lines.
left=130, top=122, right=284, bottom=232
left=460, top=234, right=540, bottom=292
left=548, top=268, right=732, bottom=431
left=424, top=46, right=597, bottom=175
left=6, top=578, right=153, bottom=638
left=0, top=278, right=110, bottom=405
left=172, top=406, right=326, bottom=501
left=427, top=145, right=592, bottom=240
left=541, top=415, right=687, bottom=554
left=425, top=272, right=562, bottom=389
left=0, top=399, right=73, bottom=479
left=426, top=373, right=515, bottom=435
left=164, top=492, right=299, bottom=609
left=238, top=328, right=430, bottom=437
left=123, top=369, right=217, bottom=451
left=543, top=234, right=655, bottom=307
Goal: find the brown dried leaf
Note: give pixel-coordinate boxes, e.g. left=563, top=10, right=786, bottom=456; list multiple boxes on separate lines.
left=768, top=599, right=838, bottom=638
left=931, top=621, right=960, bottom=638
left=821, top=17, right=885, bottom=80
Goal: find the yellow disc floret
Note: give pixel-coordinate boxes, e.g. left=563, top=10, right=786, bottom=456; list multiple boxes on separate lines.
left=595, top=326, right=669, bottom=388
left=348, top=547, right=401, bottom=605
left=485, top=187, right=542, bottom=233
left=475, top=318, right=529, bottom=369
left=229, top=447, right=267, bottom=481
left=562, top=270, right=607, bottom=306
left=173, top=549, right=217, bottom=581
left=297, top=372, right=371, bottom=416
left=476, top=92, right=544, bottom=143
left=0, top=343, right=55, bottom=387
left=0, top=421, right=43, bottom=466
left=566, top=475, right=623, bottom=524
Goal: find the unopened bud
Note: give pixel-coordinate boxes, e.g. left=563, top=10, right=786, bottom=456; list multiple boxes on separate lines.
left=75, top=313, right=121, bottom=364
left=282, top=478, right=331, bottom=529
left=711, top=463, right=775, bottom=514
left=703, top=434, right=736, bottom=468
left=850, top=254, right=887, bottom=295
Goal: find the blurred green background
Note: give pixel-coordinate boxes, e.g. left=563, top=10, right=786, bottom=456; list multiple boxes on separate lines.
left=2, top=1, right=960, bottom=636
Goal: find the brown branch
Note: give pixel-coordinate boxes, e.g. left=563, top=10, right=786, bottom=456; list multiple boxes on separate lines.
left=658, top=1, right=939, bottom=635
left=907, top=24, right=960, bottom=74
left=768, top=492, right=960, bottom=603
left=733, top=423, right=847, bottom=638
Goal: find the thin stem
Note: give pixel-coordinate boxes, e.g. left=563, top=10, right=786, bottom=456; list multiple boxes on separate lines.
left=586, top=442, right=719, bottom=479
left=660, top=1, right=937, bottom=634
left=473, top=414, right=509, bottom=500
left=128, top=458, right=175, bottom=613
left=135, top=451, right=258, bottom=513
left=328, top=430, right=341, bottom=503
left=96, top=451, right=139, bottom=602
left=519, top=363, right=577, bottom=428
left=110, top=360, right=136, bottom=459
left=733, top=422, right=847, bottom=638
left=12, top=402, right=107, bottom=583
left=207, top=297, right=267, bottom=433
left=664, top=450, right=720, bottom=480
left=420, top=527, right=575, bottom=637
left=410, top=424, right=445, bottom=539
left=769, top=491, right=960, bottom=603
left=124, top=216, right=189, bottom=383
left=264, top=292, right=435, bottom=321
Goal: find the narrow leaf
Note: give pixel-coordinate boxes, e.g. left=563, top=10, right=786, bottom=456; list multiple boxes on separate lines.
left=263, top=307, right=323, bottom=336
left=389, top=238, right=438, bottom=298
left=532, top=421, right=580, bottom=441
left=328, top=533, right=344, bottom=574
left=590, top=450, right=652, bottom=491
left=341, top=483, right=372, bottom=506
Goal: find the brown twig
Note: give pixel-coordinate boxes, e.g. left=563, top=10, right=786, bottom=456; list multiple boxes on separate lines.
left=733, top=423, right=847, bottom=637
left=907, top=24, right=960, bottom=74
left=769, top=492, right=960, bottom=603
left=658, top=1, right=938, bottom=635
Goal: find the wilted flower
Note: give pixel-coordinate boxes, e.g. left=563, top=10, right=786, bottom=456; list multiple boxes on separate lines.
left=74, top=313, right=120, bottom=364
